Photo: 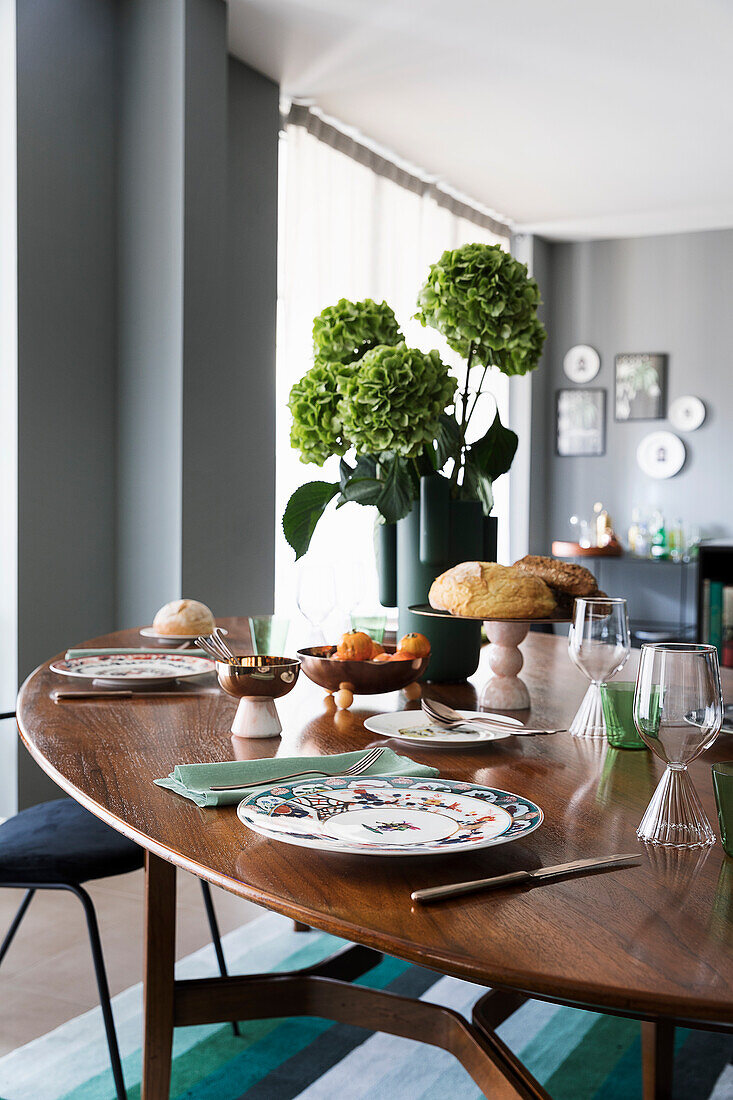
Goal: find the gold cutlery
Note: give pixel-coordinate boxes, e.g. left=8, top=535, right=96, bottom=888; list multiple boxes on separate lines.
left=411, top=853, right=641, bottom=903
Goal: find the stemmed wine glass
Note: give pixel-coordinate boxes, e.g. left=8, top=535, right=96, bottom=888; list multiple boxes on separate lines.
left=296, top=559, right=336, bottom=645
left=568, top=597, right=630, bottom=739
left=634, top=643, right=722, bottom=848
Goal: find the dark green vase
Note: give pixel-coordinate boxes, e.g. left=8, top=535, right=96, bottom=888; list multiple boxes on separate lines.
left=376, top=475, right=498, bottom=682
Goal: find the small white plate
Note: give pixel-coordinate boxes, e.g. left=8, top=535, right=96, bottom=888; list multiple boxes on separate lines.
left=139, top=626, right=227, bottom=643
left=363, top=710, right=514, bottom=746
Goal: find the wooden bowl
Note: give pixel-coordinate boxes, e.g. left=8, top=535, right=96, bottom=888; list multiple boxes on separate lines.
left=297, top=645, right=428, bottom=706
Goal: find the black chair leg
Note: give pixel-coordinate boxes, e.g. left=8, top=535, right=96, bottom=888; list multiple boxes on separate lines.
left=68, top=885, right=128, bottom=1100
left=199, top=880, right=240, bottom=1037
left=0, top=889, right=36, bottom=967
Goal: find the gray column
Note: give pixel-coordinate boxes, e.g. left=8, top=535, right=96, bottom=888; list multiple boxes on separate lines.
left=15, top=0, right=118, bottom=807
left=115, top=0, right=186, bottom=628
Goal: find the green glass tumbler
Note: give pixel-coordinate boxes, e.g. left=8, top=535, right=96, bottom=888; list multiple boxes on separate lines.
left=712, top=762, right=733, bottom=857
left=350, top=614, right=386, bottom=643
left=600, top=681, right=649, bottom=750
left=248, top=616, right=290, bottom=656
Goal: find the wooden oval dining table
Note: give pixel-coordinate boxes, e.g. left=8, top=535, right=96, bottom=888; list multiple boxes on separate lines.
left=16, top=621, right=733, bottom=1100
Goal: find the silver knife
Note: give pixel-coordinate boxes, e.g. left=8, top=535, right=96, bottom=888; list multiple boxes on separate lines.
left=411, top=853, right=641, bottom=903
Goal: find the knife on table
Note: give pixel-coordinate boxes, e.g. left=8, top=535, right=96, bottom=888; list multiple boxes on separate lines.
left=411, top=853, right=641, bottom=903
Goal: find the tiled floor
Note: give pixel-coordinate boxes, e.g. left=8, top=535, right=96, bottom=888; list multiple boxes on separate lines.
left=0, top=868, right=263, bottom=1056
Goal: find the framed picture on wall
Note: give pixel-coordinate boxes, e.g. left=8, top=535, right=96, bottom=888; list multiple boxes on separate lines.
left=556, top=389, right=606, bottom=456
left=615, top=353, right=667, bottom=420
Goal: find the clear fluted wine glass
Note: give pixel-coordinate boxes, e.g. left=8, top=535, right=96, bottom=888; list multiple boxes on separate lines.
left=568, top=597, right=630, bottom=739
left=634, top=643, right=722, bottom=848
left=296, top=559, right=336, bottom=645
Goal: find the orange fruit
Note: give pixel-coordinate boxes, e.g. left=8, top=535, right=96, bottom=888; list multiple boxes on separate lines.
left=389, top=650, right=413, bottom=661
left=372, top=652, right=391, bottom=663
left=370, top=641, right=385, bottom=658
left=397, top=632, right=431, bottom=658
left=335, top=630, right=374, bottom=661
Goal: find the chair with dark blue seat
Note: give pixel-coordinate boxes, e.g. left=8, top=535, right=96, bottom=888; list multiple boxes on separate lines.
left=0, top=796, right=239, bottom=1100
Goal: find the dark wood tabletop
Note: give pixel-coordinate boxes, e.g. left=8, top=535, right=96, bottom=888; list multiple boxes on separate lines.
left=16, top=621, right=733, bottom=1027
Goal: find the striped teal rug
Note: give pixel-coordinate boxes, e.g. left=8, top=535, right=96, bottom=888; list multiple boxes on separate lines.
left=0, top=912, right=730, bottom=1099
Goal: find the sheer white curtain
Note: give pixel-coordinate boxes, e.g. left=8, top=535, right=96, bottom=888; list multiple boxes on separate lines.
left=276, top=118, right=511, bottom=628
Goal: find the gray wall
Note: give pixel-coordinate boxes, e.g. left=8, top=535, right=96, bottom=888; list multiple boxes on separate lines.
left=115, top=2, right=279, bottom=628
left=115, top=0, right=186, bottom=628
left=15, top=0, right=118, bottom=806
left=534, top=228, right=733, bottom=554
left=9, top=0, right=279, bottom=809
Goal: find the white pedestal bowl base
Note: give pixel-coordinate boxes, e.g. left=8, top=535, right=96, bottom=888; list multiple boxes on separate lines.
left=230, top=697, right=282, bottom=739
left=480, top=621, right=531, bottom=711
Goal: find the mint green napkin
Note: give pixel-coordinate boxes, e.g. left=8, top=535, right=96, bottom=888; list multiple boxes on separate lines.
left=154, top=748, right=439, bottom=807
left=65, top=648, right=208, bottom=659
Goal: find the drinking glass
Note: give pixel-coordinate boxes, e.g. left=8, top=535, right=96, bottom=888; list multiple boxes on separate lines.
left=568, top=597, right=630, bottom=739
left=634, top=643, right=722, bottom=849
left=296, top=560, right=336, bottom=644
left=712, top=763, right=733, bottom=857
left=248, top=616, right=290, bottom=656
left=350, top=614, right=386, bottom=643
left=600, top=681, right=650, bottom=749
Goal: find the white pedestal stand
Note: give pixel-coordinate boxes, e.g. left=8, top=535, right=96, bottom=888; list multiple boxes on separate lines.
left=480, top=621, right=531, bottom=710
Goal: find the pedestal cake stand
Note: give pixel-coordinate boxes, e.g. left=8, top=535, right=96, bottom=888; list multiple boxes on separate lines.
left=409, top=604, right=571, bottom=709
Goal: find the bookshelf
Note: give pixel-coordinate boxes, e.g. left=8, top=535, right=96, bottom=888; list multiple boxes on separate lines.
left=697, top=541, right=733, bottom=668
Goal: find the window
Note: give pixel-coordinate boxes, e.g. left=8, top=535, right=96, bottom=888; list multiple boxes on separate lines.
left=275, top=109, right=511, bottom=628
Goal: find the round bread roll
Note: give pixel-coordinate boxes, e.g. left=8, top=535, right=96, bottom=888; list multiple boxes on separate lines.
left=152, top=599, right=215, bottom=636
left=429, top=562, right=556, bottom=619
left=512, top=555, right=598, bottom=597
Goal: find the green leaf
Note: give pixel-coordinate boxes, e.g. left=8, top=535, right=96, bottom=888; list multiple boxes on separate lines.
left=341, top=476, right=383, bottom=505
left=466, top=408, right=518, bottom=482
left=433, top=413, right=462, bottom=470
left=282, top=481, right=339, bottom=559
left=461, top=465, right=494, bottom=514
left=375, top=456, right=415, bottom=524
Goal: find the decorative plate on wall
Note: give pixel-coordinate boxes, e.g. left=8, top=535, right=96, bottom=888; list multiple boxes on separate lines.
left=636, top=431, right=686, bottom=479
left=669, top=395, right=706, bottom=432
left=563, top=344, right=600, bottom=383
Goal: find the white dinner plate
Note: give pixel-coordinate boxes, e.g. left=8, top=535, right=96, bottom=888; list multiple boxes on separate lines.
left=139, top=626, right=228, bottom=643
left=50, top=652, right=215, bottom=685
left=363, top=709, right=515, bottom=746
left=237, top=776, right=543, bottom=856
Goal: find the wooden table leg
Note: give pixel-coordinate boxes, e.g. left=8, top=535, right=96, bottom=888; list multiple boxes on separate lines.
left=642, top=1020, right=675, bottom=1100
left=142, top=853, right=176, bottom=1100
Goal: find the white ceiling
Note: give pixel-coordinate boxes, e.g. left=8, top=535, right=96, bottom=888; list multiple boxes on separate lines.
left=228, top=0, right=733, bottom=241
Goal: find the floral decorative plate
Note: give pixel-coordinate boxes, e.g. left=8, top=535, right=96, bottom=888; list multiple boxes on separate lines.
left=236, top=776, right=542, bottom=856
left=139, top=626, right=227, bottom=643
left=50, top=653, right=214, bottom=684
left=363, top=710, right=515, bottom=746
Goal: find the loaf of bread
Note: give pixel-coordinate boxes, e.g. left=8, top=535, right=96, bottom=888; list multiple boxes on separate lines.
left=512, top=555, right=598, bottom=597
left=152, top=599, right=215, bottom=636
left=428, top=562, right=556, bottom=619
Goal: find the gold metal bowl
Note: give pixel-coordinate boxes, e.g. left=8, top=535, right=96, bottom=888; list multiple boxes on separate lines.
left=216, top=655, right=300, bottom=739
left=297, top=645, right=428, bottom=700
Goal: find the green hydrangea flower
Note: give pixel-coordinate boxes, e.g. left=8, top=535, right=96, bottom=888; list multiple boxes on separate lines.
left=313, top=298, right=403, bottom=365
left=337, top=344, right=456, bottom=458
left=415, top=243, right=547, bottom=376
left=288, top=360, right=349, bottom=466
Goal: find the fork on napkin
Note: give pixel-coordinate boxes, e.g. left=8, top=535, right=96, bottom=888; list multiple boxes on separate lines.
left=154, top=748, right=439, bottom=807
